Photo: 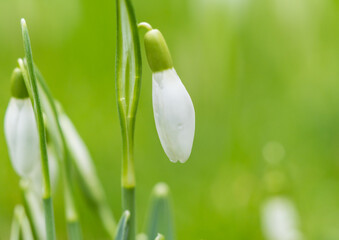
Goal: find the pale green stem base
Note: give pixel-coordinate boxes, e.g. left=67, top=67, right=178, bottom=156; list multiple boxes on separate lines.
left=122, top=186, right=136, bottom=240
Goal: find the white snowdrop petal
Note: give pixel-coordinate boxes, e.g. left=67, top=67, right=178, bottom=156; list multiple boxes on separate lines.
left=152, top=68, right=195, bottom=163
left=4, top=99, right=40, bottom=177
left=4, top=99, right=22, bottom=165
left=15, top=100, right=40, bottom=177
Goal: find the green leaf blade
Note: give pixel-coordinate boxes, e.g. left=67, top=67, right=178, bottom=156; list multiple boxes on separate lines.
left=20, top=18, right=56, bottom=240
left=115, top=210, right=131, bottom=240
left=146, top=183, right=175, bottom=240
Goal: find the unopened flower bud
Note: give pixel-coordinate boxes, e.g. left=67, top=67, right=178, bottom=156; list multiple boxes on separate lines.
left=142, top=26, right=195, bottom=163
left=144, top=29, right=173, bottom=72
left=11, top=68, right=29, bottom=99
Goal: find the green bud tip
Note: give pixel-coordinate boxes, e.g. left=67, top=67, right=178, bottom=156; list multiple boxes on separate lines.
left=123, top=210, right=130, bottom=219
left=143, top=28, right=173, bottom=72
left=155, top=233, right=165, bottom=240
left=21, top=18, right=26, bottom=28
left=11, top=68, right=29, bottom=99
left=153, top=182, right=169, bottom=198
left=136, top=233, right=148, bottom=240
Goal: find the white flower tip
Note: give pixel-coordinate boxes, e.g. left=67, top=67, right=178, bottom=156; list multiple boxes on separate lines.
left=169, top=156, right=189, bottom=163
left=169, top=158, right=178, bottom=163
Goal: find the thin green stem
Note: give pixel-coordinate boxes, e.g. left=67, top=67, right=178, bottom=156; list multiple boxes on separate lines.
left=20, top=18, right=56, bottom=240
left=138, top=22, right=153, bottom=31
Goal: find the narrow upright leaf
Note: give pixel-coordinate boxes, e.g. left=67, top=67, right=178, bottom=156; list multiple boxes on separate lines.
left=146, top=183, right=175, bottom=240
left=155, top=233, right=165, bottom=240
left=115, top=211, right=131, bottom=240
left=20, top=18, right=56, bottom=240
left=115, top=1, right=142, bottom=240
left=116, top=0, right=142, bottom=124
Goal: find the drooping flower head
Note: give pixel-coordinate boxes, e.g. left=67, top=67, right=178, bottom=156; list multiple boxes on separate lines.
left=4, top=68, right=40, bottom=178
left=141, top=24, right=195, bottom=163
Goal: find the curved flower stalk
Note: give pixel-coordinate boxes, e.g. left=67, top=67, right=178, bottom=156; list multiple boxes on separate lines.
left=261, top=196, right=303, bottom=240
left=4, top=68, right=40, bottom=178
left=140, top=24, right=195, bottom=163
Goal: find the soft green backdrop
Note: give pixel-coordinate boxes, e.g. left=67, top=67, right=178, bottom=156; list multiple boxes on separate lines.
left=1, top=0, right=339, bottom=239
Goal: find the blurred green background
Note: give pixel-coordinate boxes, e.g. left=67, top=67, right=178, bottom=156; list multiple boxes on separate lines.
left=1, top=0, right=339, bottom=239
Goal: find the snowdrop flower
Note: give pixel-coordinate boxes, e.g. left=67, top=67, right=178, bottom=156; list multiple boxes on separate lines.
left=261, top=196, right=303, bottom=240
left=4, top=68, right=40, bottom=178
left=141, top=23, right=195, bottom=163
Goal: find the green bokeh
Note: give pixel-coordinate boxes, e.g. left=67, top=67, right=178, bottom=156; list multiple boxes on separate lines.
left=1, top=0, right=339, bottom=239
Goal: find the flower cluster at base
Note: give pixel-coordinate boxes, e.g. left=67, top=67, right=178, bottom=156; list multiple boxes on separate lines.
left=142, top=26, right=195, bottom=163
